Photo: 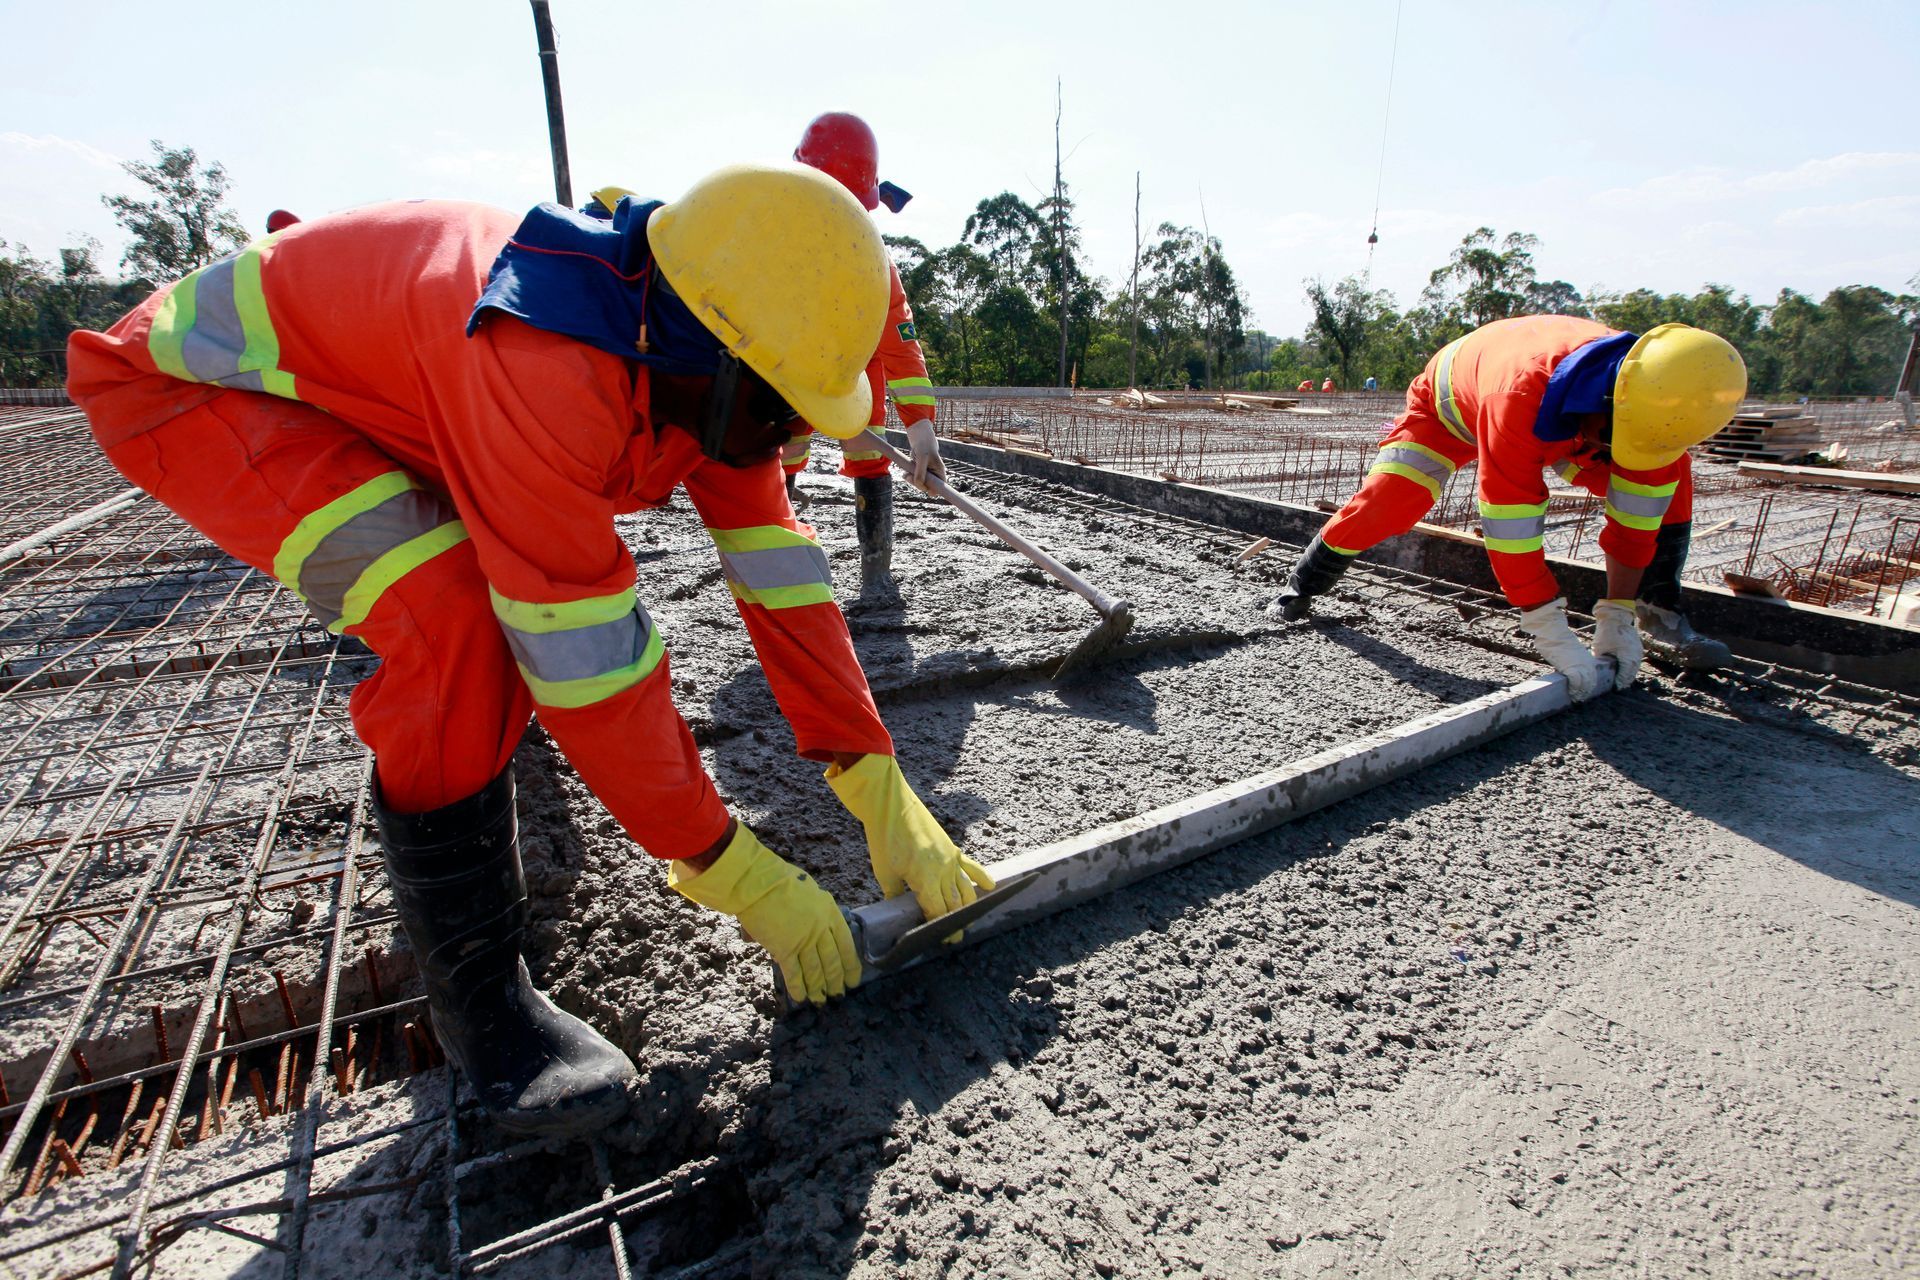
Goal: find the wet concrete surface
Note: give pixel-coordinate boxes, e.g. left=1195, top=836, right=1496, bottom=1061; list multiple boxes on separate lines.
left=6, top=454, right=1915, bottom=1278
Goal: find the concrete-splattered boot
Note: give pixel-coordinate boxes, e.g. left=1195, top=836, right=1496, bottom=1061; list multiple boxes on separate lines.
left=1636, top=522, right=1732, bottom=670
left=374, top=767, right=635, bottom=1136
left=1267, top=535, right=1352, bottom=620
left=853, top=475, right=900, bottom=605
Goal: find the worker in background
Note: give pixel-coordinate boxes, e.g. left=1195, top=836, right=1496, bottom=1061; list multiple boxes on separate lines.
left=1321, top=376, right=1337, bottom=393
left=1296, top=378, right=1315, bottom=393
left=1363, top=375, right=1379, bottom=392
left=782, top=112, right=942, bottom=605
left=67, top=165, right=992, bottom=1139
left=1269, top=316, right=1746, bottom=693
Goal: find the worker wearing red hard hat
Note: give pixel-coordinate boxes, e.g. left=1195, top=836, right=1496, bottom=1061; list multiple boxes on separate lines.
left=1271, top=316, right=1747, bottom=693
left=785, top=111, right=943, bottom=605
left=67, top=165, right=992, bottom=1139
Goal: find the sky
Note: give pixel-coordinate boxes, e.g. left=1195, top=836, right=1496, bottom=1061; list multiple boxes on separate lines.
left=3, top=0, right=1916, bottom=338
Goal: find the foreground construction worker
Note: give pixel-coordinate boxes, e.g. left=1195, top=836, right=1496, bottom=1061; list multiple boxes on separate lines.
left=1271, top=316, right=1747, bottom=693
left=67, top=165, right=992, bottom=1137
left=779, top=111, right=943, bottom=604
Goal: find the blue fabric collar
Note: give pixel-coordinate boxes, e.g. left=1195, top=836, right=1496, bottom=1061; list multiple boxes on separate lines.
left=1532, top=330, right=1637, bottom=442
left=466, top=196, right=724, bottom=376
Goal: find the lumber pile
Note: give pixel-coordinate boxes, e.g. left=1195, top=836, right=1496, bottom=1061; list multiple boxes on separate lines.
left=1702, top=407, right=1820, bottom=463
left=1216, top=394, right=1299, bottom=411
left=1737, top=461, right=1920, bottom=495
left=1103, top=387, right=1173, bottom=409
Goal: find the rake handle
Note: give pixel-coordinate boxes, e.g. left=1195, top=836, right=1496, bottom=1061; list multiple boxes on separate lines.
left=860, top=431, right=1124, bottom=618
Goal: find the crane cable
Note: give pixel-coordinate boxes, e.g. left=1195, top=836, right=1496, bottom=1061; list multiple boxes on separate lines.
left=1364, top=0, right=1405, bottom=285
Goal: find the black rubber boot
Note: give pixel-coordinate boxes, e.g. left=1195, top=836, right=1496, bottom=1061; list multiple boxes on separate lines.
left=373, top=768, right=635, bottom=1136
left=785, top=472, right=809, bottom=513
left=853, top=475, right=899, bottom=604
left=1268, top=535, right=1352, bottom=621
left=1635, top=522, right=1733, bottom=670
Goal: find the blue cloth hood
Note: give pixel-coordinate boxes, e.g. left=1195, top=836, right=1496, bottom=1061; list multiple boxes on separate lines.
left=1533, top=330, right=1637, bottom=442
left=466, top=196, right=724, bottom=376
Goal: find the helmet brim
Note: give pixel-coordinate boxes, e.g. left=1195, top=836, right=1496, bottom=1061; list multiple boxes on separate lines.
left=785, top=371, right=874, bottom=439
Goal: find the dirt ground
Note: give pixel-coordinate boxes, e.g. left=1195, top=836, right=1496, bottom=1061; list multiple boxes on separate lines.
left=4, top=449, right=1915, bottom=1279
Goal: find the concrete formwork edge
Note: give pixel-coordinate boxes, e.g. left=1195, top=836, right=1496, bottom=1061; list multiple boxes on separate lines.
left=903, top=432, right=1920, bottom=694
left=848, top=669, right=1588, bottom=980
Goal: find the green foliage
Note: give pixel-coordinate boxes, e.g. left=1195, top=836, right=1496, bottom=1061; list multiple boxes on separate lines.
left=905, top=192, right=1249, bottom=389
left=102, top=140, right=248, bottom=285
left=0, top=237, right=145, bottom=386
left=1262, top=227, right=1916, bottom=398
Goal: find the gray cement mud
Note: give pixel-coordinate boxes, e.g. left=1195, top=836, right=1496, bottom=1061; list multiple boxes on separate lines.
left=5, top=452, right=1915, bottom=1278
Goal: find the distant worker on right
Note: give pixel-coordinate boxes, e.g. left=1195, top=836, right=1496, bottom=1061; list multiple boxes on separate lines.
left=1269, top=316, right=1747, bottom=694
left=1363, top=375, right=1378, bottom=392
left=1321, top=376, right=1337, bottom=393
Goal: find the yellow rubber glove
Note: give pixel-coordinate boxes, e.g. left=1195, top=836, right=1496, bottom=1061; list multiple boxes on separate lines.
left=825, top=755, right=995, bottom=934
left=668, top=824, right=860, bottom=1004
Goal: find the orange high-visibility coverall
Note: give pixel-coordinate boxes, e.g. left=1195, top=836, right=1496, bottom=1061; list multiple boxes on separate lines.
left=67, top=200, right=892, bottom=858
left=781, top=260, right=934, bottom=480
left=1319, top=315, right=1691, bottom=610
left=1320, top=378, right=1336, bottom=393
left=1296, top=380, right=1314, bottom=393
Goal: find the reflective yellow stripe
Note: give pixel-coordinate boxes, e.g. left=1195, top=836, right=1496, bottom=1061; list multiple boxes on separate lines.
left=841, top=449, right=884, bottom=463
left=232, top=246, right=297, bottom=399
left=147, top=274, right=199, bottom=382
left=887, top=376, right=937, bottom=407
left=1607, top=474, right=1679, bottom=500
left=272, top=472, right=420, bottom=595
left=518, top=625, right=664, bottom=709
left=489, top=586, right=638, bottom=633
left=334, top=521, right=469, bottom=632
left=1371, top=461, right=1442, bottom=502
left=725, top=579, right=836, bottom=609
left=1433, top=338, right=1472, bottom=443
left=1324, top=542, right=1363, bottom=556
left=1556, top=461, right=1583, bottom=484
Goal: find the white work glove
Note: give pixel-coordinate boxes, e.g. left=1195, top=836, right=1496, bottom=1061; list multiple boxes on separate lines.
left=1515, top=597, right=1606, bottom=701
left=1590, top=598, right=1643, bottom=690
left=903, top=421, right=946, bottom=492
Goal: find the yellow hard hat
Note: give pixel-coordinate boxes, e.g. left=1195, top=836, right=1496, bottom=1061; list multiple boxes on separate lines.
left=647, top=163, right=887, bottom=439
left=1610, top=323, right=1747, bottom=471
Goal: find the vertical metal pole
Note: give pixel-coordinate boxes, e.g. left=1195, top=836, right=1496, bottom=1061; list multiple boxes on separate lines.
left=529, top=1, right=572, bottom=207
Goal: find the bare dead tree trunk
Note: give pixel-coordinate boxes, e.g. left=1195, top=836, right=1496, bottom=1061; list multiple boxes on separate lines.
left=1128, top=171, right=1141, bottom=389
left=1054, top=78, right=1070, bottom=388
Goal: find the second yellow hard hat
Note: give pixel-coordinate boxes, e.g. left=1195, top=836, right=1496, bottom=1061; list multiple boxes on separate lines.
left=1611, top=323, right=1748, bottom=471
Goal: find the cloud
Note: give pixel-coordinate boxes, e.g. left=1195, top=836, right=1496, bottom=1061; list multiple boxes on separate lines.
left=1596, top=150, right=1920, bottom=209
left=0, top=131, right=124, bottom=173
left=1774, top=193, right=1920, bottom=230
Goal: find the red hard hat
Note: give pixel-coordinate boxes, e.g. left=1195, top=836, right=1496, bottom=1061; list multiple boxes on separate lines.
left=795, top=112, right=880, bottom=211
left=265, top=209, right=301, bottom=233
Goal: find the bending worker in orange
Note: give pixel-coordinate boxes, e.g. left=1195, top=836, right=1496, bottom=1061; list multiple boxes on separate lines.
left=1270, top=316, right=1747, bottom=694
left=782, top=111, right=943, bottom=604
left=67, top=165, right=992, bottom=1138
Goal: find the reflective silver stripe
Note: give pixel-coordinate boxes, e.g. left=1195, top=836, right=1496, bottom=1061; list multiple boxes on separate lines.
left=1604, top=484, right=1672, bottom=521
left=499, top=604, right=656, bottom=684
left=719, top=543, right=831, bottom=593
left=299, top=488, right=460, bottom=626
left=179, top=257, right=245, bottom=383
left=1479, top=514, right=1546, bottom=542
left=1376, top=444, right=1455, bottom=483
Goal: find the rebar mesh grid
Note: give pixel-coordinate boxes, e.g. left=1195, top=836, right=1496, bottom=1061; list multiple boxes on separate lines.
left=1, top=411, right=743, bottom=1280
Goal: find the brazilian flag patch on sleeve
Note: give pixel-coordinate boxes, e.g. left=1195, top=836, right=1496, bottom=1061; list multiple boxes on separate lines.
left=897, top=320, right=918, bottom=341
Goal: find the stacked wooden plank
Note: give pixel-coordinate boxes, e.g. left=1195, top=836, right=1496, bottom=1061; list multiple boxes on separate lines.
left=1701, top=406, right=1821, bottom=463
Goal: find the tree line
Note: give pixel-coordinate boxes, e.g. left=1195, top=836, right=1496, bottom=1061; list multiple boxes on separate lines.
left=3, top=143, right=1914, bottom=400
left=1253, top=227, right=1920, bottom=398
